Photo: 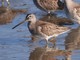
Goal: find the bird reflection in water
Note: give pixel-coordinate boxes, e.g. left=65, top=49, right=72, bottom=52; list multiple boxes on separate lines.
left=63, top=26, right=80, bottom=60
left=65, top=26, right=80, bottom=51
left=29, top=44, right=71, bottom=60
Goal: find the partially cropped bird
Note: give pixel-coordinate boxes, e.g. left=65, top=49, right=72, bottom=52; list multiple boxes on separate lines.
left=33, top=0, right=64, bottom=14
left=1, top=0, right=10, bottom=8
left=12, top=14, right=70, bottom=44
left=63, top=0, right=80, bottom=24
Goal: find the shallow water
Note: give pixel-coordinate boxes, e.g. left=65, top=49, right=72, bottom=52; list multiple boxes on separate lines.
left=0, top=0, right=80, bottom=60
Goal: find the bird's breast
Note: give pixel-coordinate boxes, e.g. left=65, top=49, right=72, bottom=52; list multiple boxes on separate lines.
left=28, top=22, right=37, bottom=35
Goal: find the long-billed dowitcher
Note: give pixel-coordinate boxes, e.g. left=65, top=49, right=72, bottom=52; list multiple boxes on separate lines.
left=33, top=0, right=64, bottom=14
left=12, top=14, right=70, bottom=44
left=63, top=0, right=80, bottom=24
left=1, top=0, right=10, bottom=8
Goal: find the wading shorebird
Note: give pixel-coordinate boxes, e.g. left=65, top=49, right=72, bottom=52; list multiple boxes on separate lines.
left=1, top=0, right=10, bottom=8
left=63, top=0, right=80, bottom=24
left=12, top=14, right=70, bottom=44
left=33, top=0, right=64, bottom=14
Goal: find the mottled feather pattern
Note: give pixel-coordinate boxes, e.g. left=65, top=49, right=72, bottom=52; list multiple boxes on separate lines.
left=35, top=20, right=69, bottom=36
left=76, top=7, right=80, bottom=17
left=73, top=7, right=80, bottom=23
left=33, top=0, right=64, bottom=12
left=64, top=0, right=80, bottom=24
left=38, top=0, right=58, bottom=10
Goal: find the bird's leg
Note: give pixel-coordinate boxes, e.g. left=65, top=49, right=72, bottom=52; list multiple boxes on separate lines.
left=52, top=41, right=56, bottom=48
left=6, top=0, right=10, bottom=10
left=46, top=38, right=49, bottom=44
left=38, top=26, right=49, bottom=44
left=47, top=11, right=52, bottom=19
left=47, top=11, right=56, bottom=17
left=6, top=0, right=10, bottom=6
left=48, top=11, right=51, bottom=14
left=47, top=11, right=52, bottom=16
left=2, top=0, right=4, bottom=7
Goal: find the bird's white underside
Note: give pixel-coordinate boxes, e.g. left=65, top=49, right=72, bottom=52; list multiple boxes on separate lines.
left=46, top=29, right=71, bottom=40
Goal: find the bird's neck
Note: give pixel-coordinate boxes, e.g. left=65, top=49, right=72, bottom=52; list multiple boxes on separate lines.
left=27, top=19, right=37, bottom=30
left=31, top=19, right=36, bottom=24
left=27, top=21, right=36, bottom=35
left=28, top=21, right=36, bottom=26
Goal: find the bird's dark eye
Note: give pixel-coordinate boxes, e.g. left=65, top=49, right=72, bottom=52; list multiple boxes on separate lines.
left=29, top=15, right=32, bottom=17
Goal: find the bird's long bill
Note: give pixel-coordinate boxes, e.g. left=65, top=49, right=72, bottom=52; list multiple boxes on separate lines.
left=12, top=20, right=26, bottom=29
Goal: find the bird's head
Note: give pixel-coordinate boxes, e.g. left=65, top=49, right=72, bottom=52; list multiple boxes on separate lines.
left=25, top=14, right=36, bottom=22
left=12, top=14, right=36, bottom=29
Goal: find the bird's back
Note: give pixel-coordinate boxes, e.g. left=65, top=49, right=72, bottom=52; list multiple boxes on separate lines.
left=33, top=0, right=59, bottom=12
left=36, top=20, right=69, bottom=36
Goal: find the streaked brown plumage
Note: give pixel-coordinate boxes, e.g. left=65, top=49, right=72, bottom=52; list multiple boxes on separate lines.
left=12, top=14, right=70, bottom=44
left=33, top=0, right=64, bottom=13
left=36, top=21, right=69, bottom=36
left=63, top=0, right=80, bottom=24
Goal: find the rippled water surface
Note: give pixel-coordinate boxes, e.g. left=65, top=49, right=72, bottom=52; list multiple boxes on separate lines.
left=0, top=0, right=80, bottom=60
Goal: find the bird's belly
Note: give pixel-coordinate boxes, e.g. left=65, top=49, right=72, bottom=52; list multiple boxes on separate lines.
left=32, top=34, right=45, bottom=40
